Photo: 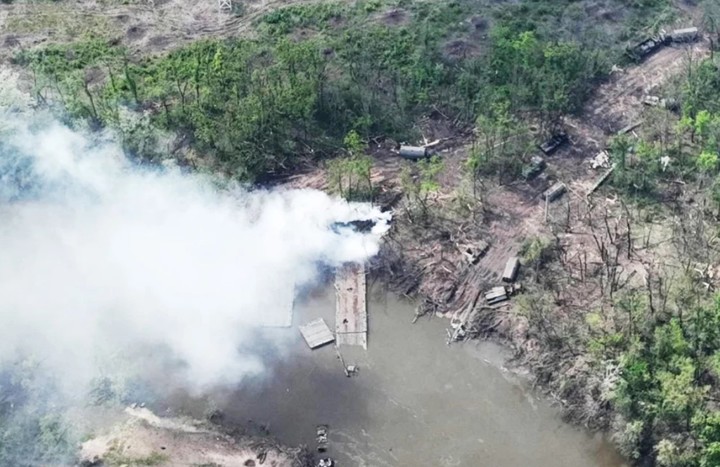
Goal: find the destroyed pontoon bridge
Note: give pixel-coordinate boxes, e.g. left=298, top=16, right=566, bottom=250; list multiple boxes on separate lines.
left=334, top=263, right=368, bottom=349
left=299, top=263, right=368, bottom=350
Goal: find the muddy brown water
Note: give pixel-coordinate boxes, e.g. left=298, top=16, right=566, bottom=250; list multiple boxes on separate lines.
left=173, top=283, right=627, bottom=467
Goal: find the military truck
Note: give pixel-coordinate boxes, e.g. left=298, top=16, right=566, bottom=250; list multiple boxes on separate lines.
left=670, top=27, right=699, bottom=43
left=626, top=33, right=670, bottom=62
left=538, top=132, right=568, bottom=156
left=542, top=182, right=567, bottom=202
left=522, top=155, right=546, bottom=180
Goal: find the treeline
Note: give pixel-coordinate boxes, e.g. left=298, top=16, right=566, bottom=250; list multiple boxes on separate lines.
left=514, top=51, right=720, bottom=466
left=613, top=296, right=720, bottom=466
left=597, top=54, right=720, bottom=466
left=14, top=0, right=615, bottom=181
left=0, top=359, right=161, bottom=466
left=0, top=364, right=75, bottom=466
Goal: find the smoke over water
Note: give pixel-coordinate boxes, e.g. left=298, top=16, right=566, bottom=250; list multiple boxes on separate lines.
left=0, top=117, right=389, bottom=391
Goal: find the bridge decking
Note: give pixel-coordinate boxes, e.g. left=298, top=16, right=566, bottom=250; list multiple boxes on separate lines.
left=334, top=263, right=367, bottom=349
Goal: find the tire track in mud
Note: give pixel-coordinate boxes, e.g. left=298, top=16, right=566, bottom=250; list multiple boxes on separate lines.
left=277, top=39, right=712, bottom=326
left=584, top=41, right=708, bottom=132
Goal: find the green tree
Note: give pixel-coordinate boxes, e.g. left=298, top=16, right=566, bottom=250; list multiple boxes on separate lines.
left=697, top=412, right=720, bottom=466
left=401, top=155, right=444, bottom=222
left=697, top=150, right=719, bottom=173
left=656, top=356, right=704, bottom=428
left=327, top=130, right=373, bottom=200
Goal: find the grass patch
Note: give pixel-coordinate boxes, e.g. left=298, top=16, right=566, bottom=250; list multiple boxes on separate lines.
left=4, top=8, right=115, bottom=38
left=104, top=444, right=168, bottom=466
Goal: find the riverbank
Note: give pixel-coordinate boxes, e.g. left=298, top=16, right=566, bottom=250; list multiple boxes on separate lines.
left=79, top=406, right=308, bottom=467
left=284, top=36, right=711, bottom=437
left=167, top=283, right=628, bottom=467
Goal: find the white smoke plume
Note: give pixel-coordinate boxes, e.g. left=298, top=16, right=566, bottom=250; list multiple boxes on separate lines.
left=0, top=116, right=390, bottom=391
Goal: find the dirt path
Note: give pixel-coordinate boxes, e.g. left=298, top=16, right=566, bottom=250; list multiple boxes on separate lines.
left=285, top=38, right=715, bottom=325
left=2, top=0, right=707, bottom=325
left=284, top=40, right=711, bottom=325
left=573, top=40, right=709, bottom=138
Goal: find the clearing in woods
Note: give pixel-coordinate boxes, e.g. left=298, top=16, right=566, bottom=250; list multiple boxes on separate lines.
left=464, top=39, right=708, bottom=318
left=284, top=38, right=710, bottom=326
left=289, top=37, right=711, bottom=329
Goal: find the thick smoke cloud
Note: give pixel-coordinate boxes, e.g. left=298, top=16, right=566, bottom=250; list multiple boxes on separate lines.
left=0, top=117, right=389, bottom=390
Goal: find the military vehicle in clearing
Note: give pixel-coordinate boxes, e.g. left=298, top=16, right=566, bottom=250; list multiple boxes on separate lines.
left=538, top=132, right=568, bottom=156
left=522, top=155, right=546, bottom=180
left=625, top=33, right=670, bottom=62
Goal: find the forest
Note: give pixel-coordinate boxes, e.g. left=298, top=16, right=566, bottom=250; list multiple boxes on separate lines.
left=13, top=0, right=659, bottom=181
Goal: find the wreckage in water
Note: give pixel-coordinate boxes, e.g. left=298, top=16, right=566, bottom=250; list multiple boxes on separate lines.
left=299, top=318, right=335, bottom=349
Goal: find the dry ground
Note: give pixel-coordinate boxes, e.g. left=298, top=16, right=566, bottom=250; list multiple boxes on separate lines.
left=0, top=0, right=318, bottom=61
left=80, top=406, right=304, bottom=467
left=337, top=37, right=715, bottom=429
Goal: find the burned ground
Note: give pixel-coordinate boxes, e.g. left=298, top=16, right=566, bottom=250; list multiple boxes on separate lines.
left=287, top=36, right=712, bottom=330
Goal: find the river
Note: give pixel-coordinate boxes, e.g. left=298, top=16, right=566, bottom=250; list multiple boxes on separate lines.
left=173, top=282, right=627, bottom=467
